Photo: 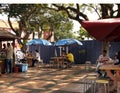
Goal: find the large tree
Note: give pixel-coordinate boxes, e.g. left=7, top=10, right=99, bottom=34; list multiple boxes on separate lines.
left=52, top=4, right=120, bottom=23
left=51, top=4, right=120, bottom=39
left=0, top=4, right=74, bottom=50
left=32, top=10, right=74, bottom=41
left=49, top=4, right=120, bottom=52
left=1, top=4, right=120, bottom=42
left=0, top=4, right=45, bottom=47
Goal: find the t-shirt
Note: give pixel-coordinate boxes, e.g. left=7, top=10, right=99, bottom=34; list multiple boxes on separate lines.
left=6, top=46, right=14, bottom=59
left=67, top=53, right=74, bottom=62
left=97, top=54, right=110, bottom=64
left=35, top=52, right=41, bottom=61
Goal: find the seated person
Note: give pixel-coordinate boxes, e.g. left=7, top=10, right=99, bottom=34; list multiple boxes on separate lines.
left=96, top=49, right=110, bottom=77
left=32, top=50, right=41, bottom=67
left=111, top=51, right=120, bottom=75
left=64, top=50, right=74, bottom=67
left=109, top=51, right=120, bottom=92
left=19, top=51, right=26, bottom=63
left=26, top=51, right=33, bottom=57
left=61, top=51, right=67, bottom=58
left=114, top=51, right=120, bottom=65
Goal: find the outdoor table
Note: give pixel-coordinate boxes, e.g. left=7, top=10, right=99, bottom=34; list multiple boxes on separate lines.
left=99, top=64, right=120, bottom=92
left=50, top=57, right=65, bottom=68
left=99, top=64, right=120, bottom=80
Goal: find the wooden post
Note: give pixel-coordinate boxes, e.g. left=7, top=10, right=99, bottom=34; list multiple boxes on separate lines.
left=0, top=41, right=2, bottom=50
left=101, top=41, right=110, bottom=55
left=12, top=40, right=16, bottom=66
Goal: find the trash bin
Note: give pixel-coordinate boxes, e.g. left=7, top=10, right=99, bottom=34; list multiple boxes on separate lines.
left=14, top=66, right=19, bottom=73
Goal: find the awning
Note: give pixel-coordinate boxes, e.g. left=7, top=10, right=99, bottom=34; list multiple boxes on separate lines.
left=81, top=18, right=120, bottom=42
left=0, top=30, right=18, bottom=41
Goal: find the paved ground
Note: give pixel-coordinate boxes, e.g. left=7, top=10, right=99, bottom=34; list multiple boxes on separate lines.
left=0, top=65, right=96, bottom=93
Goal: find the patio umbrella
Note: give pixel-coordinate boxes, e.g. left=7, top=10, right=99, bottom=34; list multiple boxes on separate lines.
left=81, top=18, right=120, bottom=42
left=55, top=39, right=83, bottom=46
left=55, top=39, right=83, bottom=56
left=26, top=39, right=52, bottom=46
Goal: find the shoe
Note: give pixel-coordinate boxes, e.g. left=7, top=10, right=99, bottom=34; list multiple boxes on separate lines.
left=98, top=74, right=102, bottom=78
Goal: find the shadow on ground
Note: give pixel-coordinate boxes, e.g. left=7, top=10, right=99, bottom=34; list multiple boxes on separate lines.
left=0, top=64, right=96, bottom=93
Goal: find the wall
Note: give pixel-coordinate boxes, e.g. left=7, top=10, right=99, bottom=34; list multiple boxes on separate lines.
left=81, top=40, right=120, bottom=64
left=28, top=40, right=120, bottom=64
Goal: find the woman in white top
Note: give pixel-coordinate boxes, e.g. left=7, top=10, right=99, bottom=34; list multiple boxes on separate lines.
left=96, top=50, right=110, bottom=77
left=32, top=50, right=41, bottom=67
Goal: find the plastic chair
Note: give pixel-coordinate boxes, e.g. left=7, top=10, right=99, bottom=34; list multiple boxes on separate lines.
left=37, top=59, right=44, bottom=68
left=63, top=61, right=69, bottom=68
left=49, top=60, right=55, bottom=68
left=85, top=61, right=92, bottom=71
left=83, top=73, right=109, bottom=93
left=94, top=79, right=109, bottom=93
left=83, top=73, right=97, bottom=93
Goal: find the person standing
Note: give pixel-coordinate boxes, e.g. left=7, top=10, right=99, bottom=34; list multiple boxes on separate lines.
left=1, top=43, right=7, bottom=74
left=5, top=43, right=14, bottom=73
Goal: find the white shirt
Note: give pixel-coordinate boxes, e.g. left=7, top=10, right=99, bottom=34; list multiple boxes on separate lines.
left=19, top=52, right=25, bottom=59
left=97, top=54, right=110, bottom=64
left=35, top=52, right=41, bottom=61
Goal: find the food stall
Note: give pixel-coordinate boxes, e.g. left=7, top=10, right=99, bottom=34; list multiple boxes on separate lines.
left=0, top=30, right=18, bottom=73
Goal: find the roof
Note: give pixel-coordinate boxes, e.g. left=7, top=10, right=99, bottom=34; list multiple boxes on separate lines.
left=0, top=19, right=19, bottom=30
left=0, top=30, right=18, bottom=41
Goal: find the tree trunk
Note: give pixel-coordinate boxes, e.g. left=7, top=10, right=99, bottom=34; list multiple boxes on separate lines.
left=101, top=41, right=110, bottom=55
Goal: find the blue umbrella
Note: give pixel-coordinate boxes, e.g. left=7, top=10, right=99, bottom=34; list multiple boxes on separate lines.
left=55, top=39, right=83, bottom=46
left=26, top=39, right=52, bottom=46
left=54, top=39, right=83, bottom=56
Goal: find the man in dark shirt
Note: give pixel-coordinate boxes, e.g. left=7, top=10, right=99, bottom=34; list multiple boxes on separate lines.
left=114, top=51, right=120, bottom=65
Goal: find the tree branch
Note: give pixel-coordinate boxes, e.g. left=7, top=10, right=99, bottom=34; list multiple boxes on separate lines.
left=52, top=4, right=88, bottom=23
left=85, top=4, right=101, bottom=19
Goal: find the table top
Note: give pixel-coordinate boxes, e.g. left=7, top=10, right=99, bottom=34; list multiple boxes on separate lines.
left=99, top=64, right=120, bottom=70
left=51, top=57, right=64, bottom=59
left=50, top=57, right=65, bottom=63
left=26, top=56, right=33, bottom=59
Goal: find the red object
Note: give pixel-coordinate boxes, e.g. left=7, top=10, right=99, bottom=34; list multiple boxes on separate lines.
left=43, top=31, right=51, bottom=39
left=14, top=66, right=19, bottom=73
left=81, top=18, right=120, bottom=42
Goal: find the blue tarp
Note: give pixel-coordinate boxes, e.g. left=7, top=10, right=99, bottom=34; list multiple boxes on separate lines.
left=81, top=40, right=120, bottom=64
left=27, top=40, right=120, bottom=64
left=28, top=44, right=85, bottom=64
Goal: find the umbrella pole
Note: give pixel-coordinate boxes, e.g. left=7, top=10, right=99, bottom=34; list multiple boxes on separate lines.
left=66, top=46, right=68, bottom=54
left=59, top=46, right=62, bottom=56
left=101, top=41, right=110, bottom=55
left=55, top=48, right=57, bottom=57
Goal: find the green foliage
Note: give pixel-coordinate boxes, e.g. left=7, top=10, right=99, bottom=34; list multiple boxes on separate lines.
left=78, top=27, right=93, bottom=40
left=0, top=4, right=75, bottom=42
left=34, top=10, right=75, bottom=40
left=1, top=4, right=119, bottom=44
